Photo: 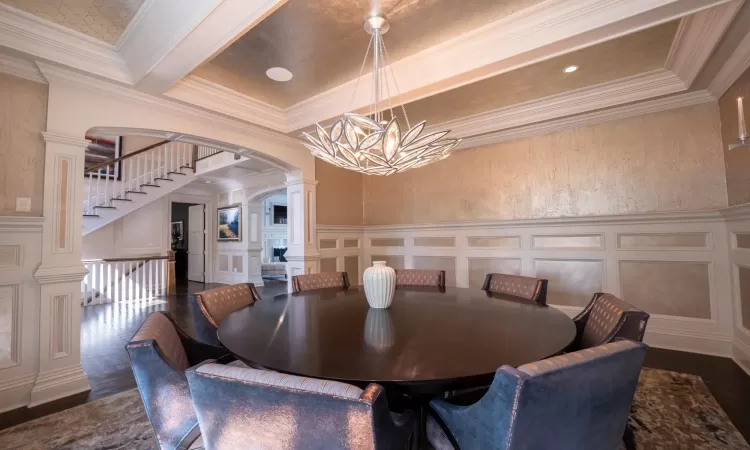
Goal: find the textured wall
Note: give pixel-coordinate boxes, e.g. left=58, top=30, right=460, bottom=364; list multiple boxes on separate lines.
left=315, top=159, right=363, bottom=225
left=0, top=73, right=48, bottom=217
left=720, top=66, right=750, bottom=206
left=364, top=103, right=728, bottom=225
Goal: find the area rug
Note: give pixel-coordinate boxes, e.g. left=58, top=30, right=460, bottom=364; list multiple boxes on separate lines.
left=0, top=368, right=746, bottom=449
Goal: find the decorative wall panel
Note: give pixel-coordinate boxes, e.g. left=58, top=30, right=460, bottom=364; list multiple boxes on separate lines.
left=218, top=255, right=229, bottom=272
left=231, top=190, right=244, bottom=205
left=534, top=259, right=603, bottom=307
left=413, top=256, right=456, bottom=287
left=344, top=256, right=359, bottom=285
left=53, top=156, right=73, bottom=253
left=0, top=246, right=20, bottom=269
left=740, top=266, right=750, bottom=329
left=370, top=238, right=404, bottom=247
left=532, top=234, right=603, bottom=249
left=414, top=237, right=456, bottom=247
left=319, top=239, right=337, bottom=249
left=371, top=255, right=404, bottom=270
left=466, top=236, right=521, bottom=248
left=468, top=258, right=522, bottom=289
left=619, top=261, right=711, bottom=319
left=0, top=284, right=19, bottom=369
left=363, top=104, right=726, bottom=225
left=343, top=239, right=359, bottom=248
left=320, top=257, right=337, bottom=273
left=232, top=255, right=243, bottom=273
left=218, top=192, right=229, bottom=207
left=618, top=233, right=708, bottom=249
left=737, top=234, right=750, bottom=250
left=50, top=294, right=70, bottom=359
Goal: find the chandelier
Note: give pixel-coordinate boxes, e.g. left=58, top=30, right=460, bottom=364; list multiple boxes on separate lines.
left=302, top=15, right=461, bottom=176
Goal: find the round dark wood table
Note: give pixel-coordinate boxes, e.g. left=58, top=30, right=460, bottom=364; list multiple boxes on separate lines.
left=218, top=286, right=576, bottom=448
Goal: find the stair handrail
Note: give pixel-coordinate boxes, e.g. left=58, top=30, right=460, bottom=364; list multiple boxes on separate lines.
left=82, top=254, right=167, bottom=263
left=85, top=139, right=170, bottom=175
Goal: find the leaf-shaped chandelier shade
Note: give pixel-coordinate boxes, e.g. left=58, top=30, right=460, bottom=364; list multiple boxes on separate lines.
left=302, top=16, right=461, bottom=176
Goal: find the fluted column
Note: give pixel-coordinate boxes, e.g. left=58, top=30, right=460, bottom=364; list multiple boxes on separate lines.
left=285, top=176, right=319, bottom=292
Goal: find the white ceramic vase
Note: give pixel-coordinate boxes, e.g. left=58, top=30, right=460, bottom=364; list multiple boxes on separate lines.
left=363, top=261, right=396, bottom=309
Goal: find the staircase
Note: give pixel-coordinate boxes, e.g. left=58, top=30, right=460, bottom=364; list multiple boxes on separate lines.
left=83, top=141, right=221, bottom=236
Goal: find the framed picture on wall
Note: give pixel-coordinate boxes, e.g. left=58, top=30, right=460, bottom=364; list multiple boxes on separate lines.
left=217, top=205, right=242, bottom=241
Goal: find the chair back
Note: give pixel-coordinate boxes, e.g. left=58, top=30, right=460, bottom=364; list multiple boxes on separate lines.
left=482, top=273, right=548, bottom=305
left=292, top=272, right=350, bottom=293
left=126, top=312, right=200, bottom=450
left=435, top=340, right=645, bottom=450
left=186, top=283, right=260, bottom=348
left=395, top=269, right=445, bottom=288
left=574, top=293, right=650, bottom=349
left=186, top=363, right=410, bottom=449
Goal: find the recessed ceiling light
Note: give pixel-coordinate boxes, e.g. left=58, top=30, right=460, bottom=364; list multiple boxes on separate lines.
left=563, top=65, right=578, bottom=73
left=266, top=67, right=293, bottom=82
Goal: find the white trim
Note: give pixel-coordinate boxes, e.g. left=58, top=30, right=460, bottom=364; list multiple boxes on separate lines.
left=0, top=373, right=37, bottom=414
left=166, top=77, right=288, bottom=132
left=0, top=3, right=131, bottom=84
left=28, top=364, right=90, bottom=408
left=436, top=70, right=686, bottom=139
left=33, top=265, right=88, bottom=285
left=733, top=338, right=750, bottom=377
left=457, top=90, right=716, bottom=150
left=0, top=52, right=45, bottom=84
left=115, top=0, right=158, bottom=50
left=646, top=327, right=734, bottom=356
left=708, top=27, right=750, bottom=97
left=0, top=216, right=44, bottom=232
left=41, top=132, right=90, bottom=147
left=666, top=0, right=742, bottom=87
left=721, top=202, right=750, bottom=221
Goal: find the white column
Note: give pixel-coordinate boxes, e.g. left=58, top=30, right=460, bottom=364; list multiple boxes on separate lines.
left=285, top=177, right=319, bottom=292
left=246, top=201, right=264, bottom=286
left=31, top=132, right=90, bottom=406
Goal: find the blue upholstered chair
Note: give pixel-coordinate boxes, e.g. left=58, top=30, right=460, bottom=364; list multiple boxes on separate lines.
left=186, top=362, right=414, bottom=450
left=125, top=312, right=203, bottom=450
left=427, top=340, right=647, bottom=450
left=572, top=293, right=650, bottom=350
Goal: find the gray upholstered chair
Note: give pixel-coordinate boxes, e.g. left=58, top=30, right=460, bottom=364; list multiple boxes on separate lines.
left=186, top=283, right=261, bottom=347
left=292, top=272, right=350, bottom=293
left=395, top=269, right=445, bottom=288
left=481, top=273, right=548, bottom=305
left=186, top=362, right=414, bottom=450
left=125, top=311, right=202, bottom=450
left=571, top=293, right=650, bottom=350
left=427, top=340, right=647, bottom=450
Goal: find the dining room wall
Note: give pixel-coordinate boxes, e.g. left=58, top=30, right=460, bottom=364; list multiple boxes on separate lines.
left=0, top=72, right=48, bottom=217
left=720, top=66, right=750, bottom=207
left=315, top=159, right=363, bottom=226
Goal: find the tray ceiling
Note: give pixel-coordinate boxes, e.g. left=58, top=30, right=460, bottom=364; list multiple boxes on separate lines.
left=0, top=0, right=144, bottom=44
left=193, top=0, right=546, bottom=108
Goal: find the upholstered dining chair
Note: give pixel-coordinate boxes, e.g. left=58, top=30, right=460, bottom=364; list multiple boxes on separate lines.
left=186, top=283, right=261, bottom=347
left=570, top=293, right=650, bottom=351
left=481, top=273, right=548, bottom=305
left=427, top=339, right=647, bottom=450
left=292, top=272, right=350, bottom=293
left=125, top=311, right=203, bottom=450
left=395, top=269, right=446, bottom=288
left=186, top=362, right=414, bottom=449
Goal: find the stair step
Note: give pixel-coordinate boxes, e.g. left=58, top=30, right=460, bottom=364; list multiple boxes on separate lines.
left=140, top=183, right=160, bottom=188
left=125, top=190, right=148, bottom=195
left=111, top=198, right=133, bottom=202
left=154, top=177, right=174, bottom=182
left=167, top=171, right=187, bottom=176
left=180, top=165, right=193, bottom=169
left=83, top=214, right=100, bottom=218
left=93, top=205, right=116, bottom=209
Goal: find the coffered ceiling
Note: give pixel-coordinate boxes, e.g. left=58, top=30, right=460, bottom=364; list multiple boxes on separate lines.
left=193, top=0, right=545, bottom=108
left=0, top=0, right=144, bottom=44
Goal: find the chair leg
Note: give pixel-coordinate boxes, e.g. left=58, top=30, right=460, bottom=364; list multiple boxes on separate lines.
left=622, top=422, right=636, bottom=450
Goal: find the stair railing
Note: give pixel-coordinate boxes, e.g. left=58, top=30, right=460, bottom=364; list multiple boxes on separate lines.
left=81, top=254, right=168, bottom=305
left=83, top=141, right=223, bottom=217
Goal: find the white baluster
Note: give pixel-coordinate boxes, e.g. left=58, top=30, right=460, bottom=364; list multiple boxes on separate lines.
left=113, top=261, right=119, bottom=303
left=107, top=262, right=112, bottom=304
left=140, top=260, right=146, bottom=300
left=104, top=165, right=109, bottom=206
left=148, top=260, right=153, bottom=298
left=151, top=150, right=155, bottom=184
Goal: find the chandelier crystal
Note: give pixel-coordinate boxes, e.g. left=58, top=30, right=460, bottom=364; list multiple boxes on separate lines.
left=302, top=15, right=461, bottom=176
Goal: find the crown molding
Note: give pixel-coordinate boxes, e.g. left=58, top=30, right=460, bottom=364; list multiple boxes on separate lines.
left=166, top=77, right=288, bottom=132
left=41, top=132, right=91, bottom=147
left=0, top=3, right=131, bottom=84
left=437, top=69, right=686, bottom=139
left=666, top=0, right=742, bottom=87
left=0, top=52, right=45, bottom=84
left=708, top=26, right=750, bottom=97
left=457, top=90, right=716, bottom=150
left=283, top=0, right=730, bottom=130
left=115, top=0, right=158, bottom=50
left=720, top=202, right=750, bottom=221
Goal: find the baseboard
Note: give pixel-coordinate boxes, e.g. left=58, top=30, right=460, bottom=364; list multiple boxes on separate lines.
left=733, top=337, right=750, bottom=377
left=645, top=328, right=734, bottom=357
left=28, top=365, right=90, bottom=408
left=0, top=373, right=36, bottom=413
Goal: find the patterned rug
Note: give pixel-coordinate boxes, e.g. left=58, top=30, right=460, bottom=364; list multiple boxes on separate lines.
left=0, top=368, right=746, bottom=449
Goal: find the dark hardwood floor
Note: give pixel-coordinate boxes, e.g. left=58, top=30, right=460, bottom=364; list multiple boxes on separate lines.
left=2, top=280, right=749, bottom=445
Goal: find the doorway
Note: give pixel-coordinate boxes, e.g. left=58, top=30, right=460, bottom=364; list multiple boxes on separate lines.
left=171, top=202, right=206, bottom=289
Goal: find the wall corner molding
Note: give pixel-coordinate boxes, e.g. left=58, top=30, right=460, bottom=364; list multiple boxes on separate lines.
left=28, top=365, right=90, bottom=408
left=34, top=265, right=88, bottom=285
left=0, top=52, right=46, bottom=84
left=720, top=203, right=750, bottom=221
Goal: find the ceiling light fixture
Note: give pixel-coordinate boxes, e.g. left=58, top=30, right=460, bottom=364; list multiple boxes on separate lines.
left=563, top=65, right=578, bottom=73
left=302, top=15, right=460, bottom=176
left=266, top=67, right=293, bottom=82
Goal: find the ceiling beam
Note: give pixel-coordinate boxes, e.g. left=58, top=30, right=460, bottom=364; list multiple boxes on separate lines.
left=120, top=0, right=288, bottom=94
left=284, top=0, right=731, bottom=131
left=708, top=24, right=750, bottom=96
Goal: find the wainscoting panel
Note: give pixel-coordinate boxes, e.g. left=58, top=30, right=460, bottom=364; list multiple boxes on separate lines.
left=320, top=257, right=337, bottom=273
left=319, top=239, right=337, bottom=249
left=320, top=209, right=736, bottom=358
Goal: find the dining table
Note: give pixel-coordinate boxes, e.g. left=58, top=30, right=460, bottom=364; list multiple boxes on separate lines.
left=217, top=286, right=577, bottom=448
